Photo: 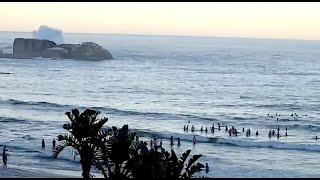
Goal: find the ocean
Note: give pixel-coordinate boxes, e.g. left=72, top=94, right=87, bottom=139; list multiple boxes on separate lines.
left=1, top=31, right=320, bottom=177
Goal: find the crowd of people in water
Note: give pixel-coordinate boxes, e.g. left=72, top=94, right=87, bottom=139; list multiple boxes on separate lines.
left=1, top=113, right=319, bottom=174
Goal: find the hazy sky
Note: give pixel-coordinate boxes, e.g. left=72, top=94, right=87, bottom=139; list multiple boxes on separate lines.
left=1, top=2, right=320, bottom=40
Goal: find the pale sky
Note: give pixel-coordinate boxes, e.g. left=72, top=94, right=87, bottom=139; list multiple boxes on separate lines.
left=1, top=2, right=320, bottom=40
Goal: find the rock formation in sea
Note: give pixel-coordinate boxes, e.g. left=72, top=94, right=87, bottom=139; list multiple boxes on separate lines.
left=1, top=38, right=113, bottom=60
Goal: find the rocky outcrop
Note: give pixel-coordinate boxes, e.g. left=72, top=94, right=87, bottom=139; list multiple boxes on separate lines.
left=42, top=47, right=68, bottom=58
left=8, top=38, right=113, bottom=60
left=13, top=38, right=56, bottom=58
left=70, top=42, right=113, bottom=60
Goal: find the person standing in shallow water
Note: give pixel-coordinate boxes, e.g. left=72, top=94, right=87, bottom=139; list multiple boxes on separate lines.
left=193, top=135, right=196, bottom=145
left=170, top=136, right=174, bottom=146
left=205, top=163, right=209, bottom=173
left=42, top=139, right=45, bottom=148
left=52, top=138, right=56, bottom=149
left=177, top=137, right=181, bottom=146
left=3, top=146, right=8, bottom=170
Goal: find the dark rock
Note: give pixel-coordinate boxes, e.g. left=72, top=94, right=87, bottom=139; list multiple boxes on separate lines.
left=42, top=47, right=68, bottom=58
left=71, top=42, right=113, bottom=60
left=13, top=38, right=56, bottom=58
left=10, top=38, right=113, bottom=60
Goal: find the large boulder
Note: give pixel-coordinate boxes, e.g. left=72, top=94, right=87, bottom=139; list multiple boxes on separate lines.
left=70, top=42, right=113, bottom=60
left=42, top=47, right=68, bottom=58
left=11, top=38, right=113, bottom=60
left=13, top=38, right=56, bottom=58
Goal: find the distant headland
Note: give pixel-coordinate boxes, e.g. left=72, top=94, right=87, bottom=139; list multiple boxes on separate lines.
left=0, top=38, right=113, bottom=60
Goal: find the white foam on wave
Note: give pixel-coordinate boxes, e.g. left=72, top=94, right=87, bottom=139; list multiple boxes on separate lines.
left=217, top=137, right=320, bottom=152
left=32, top=25, right=64, bottom=44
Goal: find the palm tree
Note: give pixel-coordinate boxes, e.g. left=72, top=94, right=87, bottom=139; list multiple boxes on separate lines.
left=53, top=109, right=108, bottom=178
left=126, top=142, right=205, bottom=179
left=96, top=124, right=139, bottom=179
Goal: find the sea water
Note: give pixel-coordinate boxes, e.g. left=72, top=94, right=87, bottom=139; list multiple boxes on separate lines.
left=1, top=32, right=320, bottom=177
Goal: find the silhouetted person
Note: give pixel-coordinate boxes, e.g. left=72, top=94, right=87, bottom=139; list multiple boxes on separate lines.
left=277, top=118, right=279, bottom=121
left=205, top=127, right=208, bottom=133
left=170, top=136, right=174, bottom=146
left=229, top=129, right=232, bottom=136
left=2, top=146, right=8, bottom=170
left=268, top=130, right=272, bottom=138
left=256, top=130, right=259, bottom=136
left=186, top=125, right=189, bottom=131
left=225, top=126, right=228, bottom=132
left=193, top=135, right=196, bottom=145
left=184, top=125, right=186, bottom=131
left=234, top=129, right=238, bottom=136
left=42, top=139, right=45, bottom=148
left=52, top=138, right=56, bottom=149
left=286, top=127, right=287, bottom=132
left=242, top=128, right=245, bottom=132
left=285, top=132, right=288, bottom=137
left=160, top=139, right=163, bottom=147
left=316, top=136, right=318, bottom=140
left=177, top=137, right=181, bottom=146
left=154, top=137, right=158, bottom=148
left=272, top=130, right=275, bottom=136
left=218, top=123, right=221, bottom=130
left=205, top=163, right=209, bottom=173
left=150, top=139, right=153, bottom=148
left=212, top=124, right=215, bottom=130
left=200, top=126, right=203, bottom=132
left=248, top=129, right=251, bottom=136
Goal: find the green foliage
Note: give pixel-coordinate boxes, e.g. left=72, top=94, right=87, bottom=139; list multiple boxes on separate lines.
left=53, top=109, right=109, bottom=178
left=54, top=108, right=205, bottom=179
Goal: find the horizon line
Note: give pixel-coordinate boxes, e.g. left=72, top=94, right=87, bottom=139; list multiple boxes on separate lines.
left=0, top=30, right=319, bottom=42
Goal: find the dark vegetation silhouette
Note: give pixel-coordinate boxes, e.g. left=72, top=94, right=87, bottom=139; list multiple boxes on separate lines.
left=53, top=108, right=205, bottom=179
